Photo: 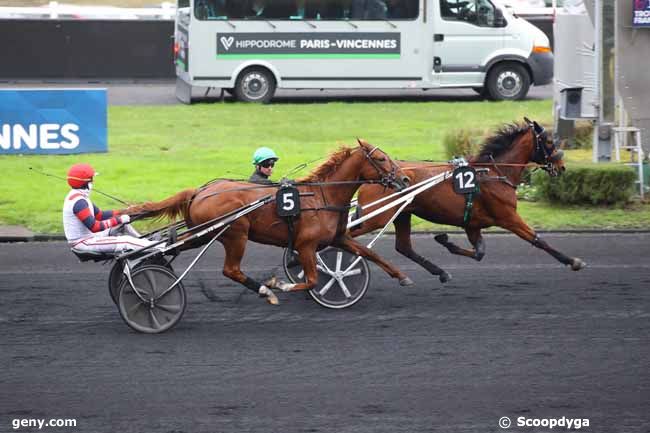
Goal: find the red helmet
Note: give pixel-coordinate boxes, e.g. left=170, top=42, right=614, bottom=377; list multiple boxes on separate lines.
left=67, top=163, right=96, bottom=188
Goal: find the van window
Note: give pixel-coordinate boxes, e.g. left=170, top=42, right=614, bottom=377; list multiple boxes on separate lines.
left=178, top=0, right=189, bottom=7
left=440, top=0, right=497, bottom=26
left=194, top=0, right=419, bottom=21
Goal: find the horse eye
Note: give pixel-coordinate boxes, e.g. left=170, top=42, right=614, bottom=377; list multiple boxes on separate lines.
left=375, top=157, right=386, bottom=162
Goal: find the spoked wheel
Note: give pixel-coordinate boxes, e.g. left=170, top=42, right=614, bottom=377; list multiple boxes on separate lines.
left=283, top=247, right=370, bottom=309
left=108, top=258, right=173, bottom=306
left=117, top=264, right=186, bottom=334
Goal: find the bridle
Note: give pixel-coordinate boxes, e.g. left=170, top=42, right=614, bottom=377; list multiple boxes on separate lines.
left=363, top=145, right=408, bottom=190
left=524, top=117, right=564, bottom=176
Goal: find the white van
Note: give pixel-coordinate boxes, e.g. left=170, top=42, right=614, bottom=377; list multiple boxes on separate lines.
left=174, top=0, right=553, bottom=103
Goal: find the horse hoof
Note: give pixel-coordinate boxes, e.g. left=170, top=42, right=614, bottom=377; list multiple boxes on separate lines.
left=278, top=281, right=295, bottom=292
left=400, top=277, right=414, bottom=286
left=571, top=258, right=586, bottom=271
left=434, top=234, right=449, bottom=245
left=263, top=276, right=278, bottom=289
left=259, top=285, right=279, bottom=305
left=439, top=271, right=452, bottom=283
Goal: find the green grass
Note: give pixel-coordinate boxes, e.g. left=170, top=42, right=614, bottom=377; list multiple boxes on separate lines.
left=2, top=99, right=648, bottom=234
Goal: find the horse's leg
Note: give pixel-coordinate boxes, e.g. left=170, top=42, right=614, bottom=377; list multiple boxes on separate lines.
left=434, top=228, right=485, bottom=262
left=499, top=213, right=586, bottom=271
left=333, top=235, right=414, bottom=286
left=394, top=213, right=452, bottom=283
left=220, top=232, right=280, bottom=305
left=270, top=242, right=320, bottom=292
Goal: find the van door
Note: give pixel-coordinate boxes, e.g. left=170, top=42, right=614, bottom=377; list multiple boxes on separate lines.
left=432, top=0, right=504, bottom=86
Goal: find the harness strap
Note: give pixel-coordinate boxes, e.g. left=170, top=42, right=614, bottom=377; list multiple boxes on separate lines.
left=285, top=216, right=295, bottom=253
left=463, top=193, right=474, bottom=226
left=301, top=205, right=351, bottom=213
left=462, top=183, right=480, bottom=226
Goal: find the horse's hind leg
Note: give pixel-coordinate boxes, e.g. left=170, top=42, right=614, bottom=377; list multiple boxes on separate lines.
left=220, top=231, right=279, bottom=305
left=394, top=213, right=451, bottom=283
left=434, top=228, right=485, bottom=261
left=499, top=213, right=586, bottom=271
left=333, top=235, right=413, bottom=286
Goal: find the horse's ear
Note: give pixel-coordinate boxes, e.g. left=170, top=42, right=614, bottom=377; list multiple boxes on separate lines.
left=356, top=138, right=368, bottom=147
left=523, top=117, right=533, bottom=126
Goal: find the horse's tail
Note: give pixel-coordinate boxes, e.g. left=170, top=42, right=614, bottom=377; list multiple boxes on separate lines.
left=126, top=188, right=196, bottom=221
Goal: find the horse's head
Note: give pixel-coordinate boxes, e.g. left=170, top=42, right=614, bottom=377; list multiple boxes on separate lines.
left=524, top=117, right=565, bottom=177
left=356, top=139, right=410, bottom=190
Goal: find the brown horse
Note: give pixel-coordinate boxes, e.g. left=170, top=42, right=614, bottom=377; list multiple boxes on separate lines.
left=350, top=119, right=586, bottom=283
left=126, top=140, right=412, bottom=305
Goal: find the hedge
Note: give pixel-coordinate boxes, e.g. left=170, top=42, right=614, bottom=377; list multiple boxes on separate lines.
left=442, top=128, right=489, bottom=159
left=532, top=163, right=637, bottom=206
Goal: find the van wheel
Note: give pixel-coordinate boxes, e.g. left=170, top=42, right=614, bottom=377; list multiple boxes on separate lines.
left=486, top=62, right=530, bottom=101
left=234, top=68, right=276, bottom=103
left=472, top=87, right=488, bottom=98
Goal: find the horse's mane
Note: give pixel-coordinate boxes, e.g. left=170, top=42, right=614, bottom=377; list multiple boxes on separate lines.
left=298, top=146, right=355, bottom=182
left=474, top=122, right=528, bottom=162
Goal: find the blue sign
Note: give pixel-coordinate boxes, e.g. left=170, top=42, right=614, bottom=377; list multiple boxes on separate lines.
left=0, top=89, right=107, bottom=155
left=634, top=0, right=650, bottom=27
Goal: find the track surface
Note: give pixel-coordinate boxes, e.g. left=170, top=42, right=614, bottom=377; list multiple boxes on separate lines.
left=1, top=234, right=648, bottom=433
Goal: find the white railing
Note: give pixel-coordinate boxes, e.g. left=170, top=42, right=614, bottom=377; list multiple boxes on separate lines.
left=0, top=1, right=176, bottom=20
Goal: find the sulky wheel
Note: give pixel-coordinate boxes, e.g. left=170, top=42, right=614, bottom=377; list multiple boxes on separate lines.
left=283, top=247, right=370, bottom=309
left=108, top=260, right=125, bottom=305
left=108, top=258, right=173, bottom=306
left=117, top=264, right=186, bottom=334
left=283, top=248, right=303, bottom=285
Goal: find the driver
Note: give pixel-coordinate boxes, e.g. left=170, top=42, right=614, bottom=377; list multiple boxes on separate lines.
left=62, top=163, right=160, bottom=256
left=249, top=147, right=279, bottom=184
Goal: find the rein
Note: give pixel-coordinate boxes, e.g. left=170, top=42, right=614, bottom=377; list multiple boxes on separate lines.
left=194, top=178, right=389, bottom=202
left=398, top=162, right=544, bottom=170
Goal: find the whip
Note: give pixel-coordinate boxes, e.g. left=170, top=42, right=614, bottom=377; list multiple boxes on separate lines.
left=28, top=167, right=131, bottom=206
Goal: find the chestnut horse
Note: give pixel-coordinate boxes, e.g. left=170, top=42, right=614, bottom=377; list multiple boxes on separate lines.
left=350, top=119, right=586, bottom=283
left=127, top=140, right=412, bottom=305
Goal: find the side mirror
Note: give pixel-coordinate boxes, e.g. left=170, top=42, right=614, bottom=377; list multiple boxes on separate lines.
left=494, top=8, right=506, bottom=27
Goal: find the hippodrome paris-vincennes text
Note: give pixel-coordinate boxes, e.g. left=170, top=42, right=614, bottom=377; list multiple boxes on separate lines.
left=234, top=39, right=397, bottom=50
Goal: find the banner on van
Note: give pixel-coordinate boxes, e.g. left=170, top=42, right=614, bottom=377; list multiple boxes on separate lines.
left=216, top=32, right=400, bottom=58
left=633, top=0, right=650, bottom=27
left=0, top=89, right=107, bottom=155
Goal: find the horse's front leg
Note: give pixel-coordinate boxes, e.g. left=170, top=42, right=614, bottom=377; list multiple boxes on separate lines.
left=334, top=235, right=414, bottom=286
left=434, top=227, right=486, bottom=261
left=394, top=213, right=452, bottom=283
left=270, top=243, right=320, bottom=292
left=499, top=213, right=586, bottom=271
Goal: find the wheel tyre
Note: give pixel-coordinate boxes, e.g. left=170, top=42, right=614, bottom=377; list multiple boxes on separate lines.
left=117, top=264, right=186, bottom=334
left=234, top=68, right=276, bottom=103
left=472, top=87, right=488, bottom=98
left=283, top=247, right=371, bottom=309
left=486, top=62, right=530, bottom=101
left=108, top=260, right=125, bottom=305
left=283, top=248, right=301, bottom=284
left=309, top=247, right=370, bottom=309
left=108, top=258, right=173, bottom=306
